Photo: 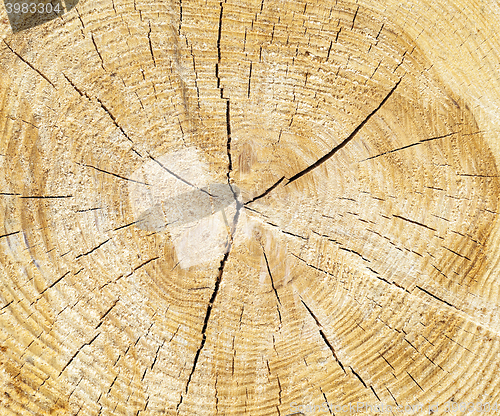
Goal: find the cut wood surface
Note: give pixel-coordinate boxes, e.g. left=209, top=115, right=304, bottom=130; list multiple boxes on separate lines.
left=1, top=0, right=500, bottom=415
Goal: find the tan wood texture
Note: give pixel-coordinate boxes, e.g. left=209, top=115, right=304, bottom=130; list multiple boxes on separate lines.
left=1, top=0, right=500, bottom=415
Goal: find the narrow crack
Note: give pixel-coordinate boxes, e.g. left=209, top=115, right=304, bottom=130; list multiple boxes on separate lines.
left=351, top=6, right=359, bottom=30
left=147, top=154, right=213, bottom=196
left=40, top=271, right=70, bottom=295
left=78, top=162, right=149, bottom=185
left=216, top=1, right=224, bottom=96
left=90, top=33, right=106, bottom=71
left=20, top=195, right=73, bottom=199
left=415, top=285, right=459, bottom=310
left=0, top=231, right=20, bottom=240
left=350, top=366, right=367, bottom=388
left=76, top=239, right=111, bottom=259
left=361, top=132, right=458, bottom=162
left=286, top=77, right=402, bottom=185
left=392, top=214, right=437, bottom=232
left=176, top=249, right=230, bottom=412
left=3, top=40, right=55, bottom=88
left=59, top=333, right=100, bottom=376
left=244, top=79, right=402, bottom=204
left=244, top=176, right=286, bottom=205
left=262, top=246, right=282, bottom=324
left=320, top=387, right=333, bottom=414
left=247, top=62, right=253, bottom=98
left=96, top=98, right=134, bottom=143
left=62, top=73, right=91, bottom=100
left=406, top=371, right=424, bottom=391
left=178, top=0, right=183, bottom=34
left=177, top=66, right=242, bottom=412
left=300, top=298, right=346, bottom=374
left=147, top=21, right=156, bottom=66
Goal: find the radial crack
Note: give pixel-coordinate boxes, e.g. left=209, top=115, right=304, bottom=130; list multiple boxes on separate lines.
left=90, top=33, right=106, bottom=71
left=3, top=40, right=55, bottom=88
left=76, top=239, right=111, bottom=259
left=148, top=155, right=213, bottom=196
left=147, top=21, right=156, bottom=66
left=78, top=162, right=149, bottom=185
left=362, top=132, right=457, bottom=162
left=96, top=98, right=133, bottom=142
left=393, top=214, right=437, bottom=231
left=415, top=285, right=459, bottom=310
left=177, top=183, right=241, bottom=411
left=286, top=77, right=402, bottom=185
left=177, top=250, right=230, bottom=412
left=262, top=246, right=282, bottom=325
left=244, top=176, right=286, bottom=205
left=300, top=298, right=346, bottom=374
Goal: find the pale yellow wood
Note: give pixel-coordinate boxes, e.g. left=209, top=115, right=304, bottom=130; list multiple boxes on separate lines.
left=1, top=0, right=500, bottom=415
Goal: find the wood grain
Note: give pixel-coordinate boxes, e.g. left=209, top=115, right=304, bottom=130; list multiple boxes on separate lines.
left=1, top=0, right=500, bottom=415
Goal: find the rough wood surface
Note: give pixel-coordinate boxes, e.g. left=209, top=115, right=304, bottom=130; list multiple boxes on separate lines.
left=1, top=0, right=500, bottom=415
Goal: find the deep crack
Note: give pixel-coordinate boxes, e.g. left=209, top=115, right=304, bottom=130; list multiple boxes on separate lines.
left=177, top=76, right=242, bottom=413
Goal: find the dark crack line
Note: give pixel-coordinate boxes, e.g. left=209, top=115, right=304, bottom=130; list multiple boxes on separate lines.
left=0, top=231, right=20, bottom=239
left=177, top=91, right=241, bottom=414
left=148, top=155, right=213, bottom=196
left=147, top=339, right=165, bottom=378
left=265, top=222, right=308, bottom=241
left=134, top=256, right=160, bottom=272
left=326, top=40, right=333, bottom=61
left=243, top=205, right=270, bottom=217
left=386, top=386, right=399, bottom=406
left=3, top=40, right=55, bottom=88
left=335, top=27, right=342, bottom=42
left=177, top=201, right=242, bottom=410
left=286, top=77, right=402, bottom=185
left=393, top=214, right=437, bottom=232
left=62, top=73, right=91, bottom=100
left=247, top=62, right=253, bottom=97
left=59, top=333, right=100, bottom=376
left=90, top=33, right=106, bottom=71
left=319, top=387, right=333, bottom=415
left=96, top=98, right=133, bottom=142
left=40, top=271, right=70, bottom=295
left=178, top=0, right=183, bottom=33
left=262, top=246, right=282, bottom=324
left=63, top=75, right=140, bottom=154
left=350, top=366, right=368, bottom=388
left=441, top=245, right=471, bottom=261
left=76, top=207, right=102, bottom=212
left=78, top=163, right=149, bottom=185
left=291, top=253, right=332, bottom=276
left=215, top=1, right=224, bottom=95
left=147, top=21, right=156, bottom=67
left=177, top=250, right=231, bottom=411
left=100, top=299, right=119, bottom=321
left=415, top=285, right=458, bottom=310
left=361, top=132, right=458, bottom=162
left=225, top=99, right=239, bottom=201
left=351, top=6, right=359, bottom=30
left=113, top=221, right=140, bottom=231
left=371, top=386, right=381, bottom=401
left=20, top=195, right=73, bottom=199
left=241, top=79, right=402, bottom=205
left=406, top=371, right=424, bottom=391
left=300, top=297, right=346, bottom=374
left=339, top=246, right=371, bottom=262
left=244, top=176, right=286, bottom=205
left=76, top=239, right=111, bottom=259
